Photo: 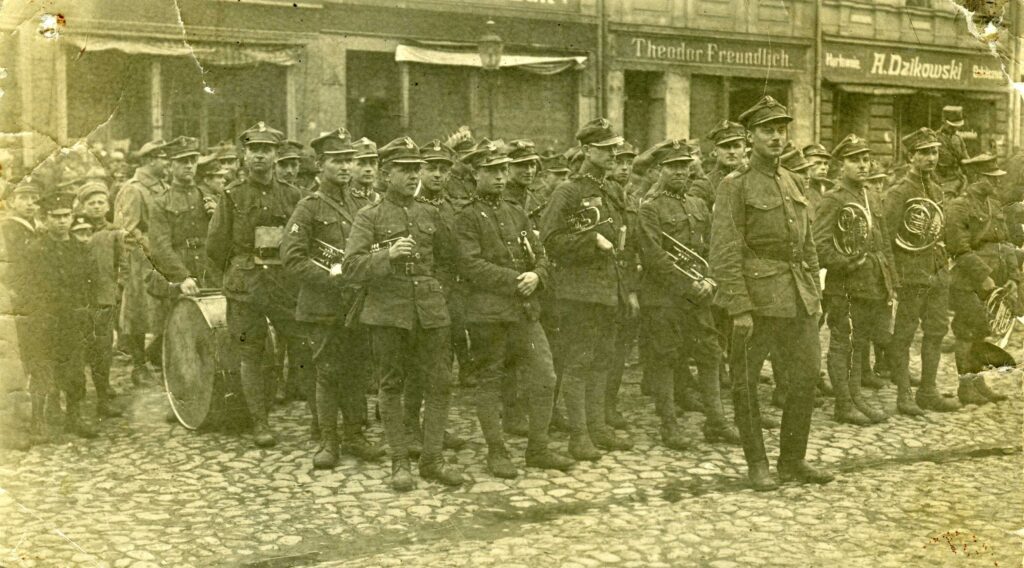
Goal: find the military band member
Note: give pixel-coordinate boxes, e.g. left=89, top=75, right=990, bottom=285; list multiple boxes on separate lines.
left=813, top=135, right=905, bottom=424
left=446, top=133, right=478, bottom=204
left=936, top=106, right=971, bottom=199
left=882, top=128, right=960, bottom=413
left=206, top=122, right=307, bottom=448
left=350, top=137, right=381, bottom=203
left=690, top=121, right=747, bottom=210
left=343, top=137, right=463, bottom=491
left=276, top=140, right=305, bottom=188
left=114, top=139, right=170, bottom=385
left=540, top=118, right=635, bottom=460
left=803, top=143, right=834, bottom=201
left=197, top=154, right=228, bottom=212
left=281, top=128, right=384, bottom=469
left=216, top=144, right=242, bottom=185
left=710, top=96, right=833, bottom=490
left=454, top=141, right=575, bottom=478
left=539, top=152, right=572, bottom=202
left=944, top=154, right=1016, bottom=404
left=638, top=140, right=740, bottom=449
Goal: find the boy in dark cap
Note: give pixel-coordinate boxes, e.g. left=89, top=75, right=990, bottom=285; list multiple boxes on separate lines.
left=276, top=140, right=305, bottom=188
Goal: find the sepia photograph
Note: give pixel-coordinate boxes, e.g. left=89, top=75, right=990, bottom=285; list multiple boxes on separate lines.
left=0, top=0, right=1021, bottom=565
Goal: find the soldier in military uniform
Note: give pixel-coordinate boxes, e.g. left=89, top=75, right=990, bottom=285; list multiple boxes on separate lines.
left=196, top=154, right=228, bottom=212
left=540, top=118, right=635, bottom=460
left=343, top=137, right=463, bottom=491
left=803, top=143, right=834, bottom=204
left=206, top=123, right=307, bottom=448
left=638, top=140, right=740, bottom=450
left=882, top=128, right=960, bottom=413
left=445, top=133, right=478, bottom=204
left=689, top=121, right=747, bottom=210
left=539, top=152, right=571, bottom=202
left=936, top=106, right=971, bottom=199
left=813, top=135, right=908, bottom=425
left=406, top=140, right=469, bottom=453
left=281, top=129, right=384, bottom=469
left=349, top=137, right=381, bottom=204
left=944, top=154, right=1017, bottom=405
left=453, top=141, right=575, bottom=478
left=114, top=139, right=170, bottom=385
left=16, top=191, right=99, bottom=439
left=276, top=140, right=305, bottom=188
left=710, top=96, right=833, bottom=490
left=216, top=144, right=242, bottom=185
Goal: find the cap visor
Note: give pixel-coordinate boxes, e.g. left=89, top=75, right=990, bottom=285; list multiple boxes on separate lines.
left=171, top=151, right=201, bottom=160
left=660, top=157, right=694, bottom=165
left=424, top=156, right=454, bottom=164
left=715, top=135, right=745, bottom=146
left=589, top=136, right=625, bottom=147
left=276, top=155, right=301, bottom=162
left=388, top=158, right=426, bottom=164
left=480, top=157, right=513, bottom=167
left=911, top=142, right=942, bottom=150
left=839, top=148, right=871, bottom=158
left=321, top=149, right=357, bottom=156
left=750, top=115, right=793, bottom=127
left=945, top=120, right=965, bottom=127
left=510, top=155, right=541, bottom=164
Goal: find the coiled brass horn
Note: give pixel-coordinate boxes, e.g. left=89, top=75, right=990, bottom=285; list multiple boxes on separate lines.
left=986, top=284, right=1016, bottom=348
left=833, top=202, right=873, bottom=257
left=661, top=232, right=717, bottom=293
left=895, top=197, right=944, bottom=252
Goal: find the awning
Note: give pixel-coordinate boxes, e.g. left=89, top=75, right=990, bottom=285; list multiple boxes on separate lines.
left=395, top=44, right=586, bottom=75
left=64, top=34, right=302, bottom=67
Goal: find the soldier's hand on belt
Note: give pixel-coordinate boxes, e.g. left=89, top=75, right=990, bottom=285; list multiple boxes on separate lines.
left=595, top=232, right=614, bottom=252
left=733, top=312, right=754, bottom=339
left=516, top=271, right=540, bottom=296
left=626, top=292, right=640, bottom=318
left=179, top=277, right=200, bottom=296
left=388, top=237, right=416, bottom=260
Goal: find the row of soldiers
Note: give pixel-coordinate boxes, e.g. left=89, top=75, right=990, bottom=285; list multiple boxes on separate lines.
left=3, top=97, right=1017, bottom=492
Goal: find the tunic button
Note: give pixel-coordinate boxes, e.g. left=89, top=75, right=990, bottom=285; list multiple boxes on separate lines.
left=788, top=219, right=794, bottom=223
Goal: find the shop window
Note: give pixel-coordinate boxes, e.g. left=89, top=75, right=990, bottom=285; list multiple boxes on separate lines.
left=408, top=64, right=471, bottom=143
left=347, top=51, right=401, bottom=144
left=624, top=70, right=663, bottom=150
left=489, top=68, right=575, bottom=151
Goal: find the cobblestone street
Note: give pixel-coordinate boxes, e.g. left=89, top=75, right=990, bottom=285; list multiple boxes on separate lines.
left=1, top=337, right=1021, bottom=567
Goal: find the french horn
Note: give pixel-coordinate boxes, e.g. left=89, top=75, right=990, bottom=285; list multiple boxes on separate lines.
left=833, top=201, right=872, bottom=257
left=895, top=197, right=944, bottom=252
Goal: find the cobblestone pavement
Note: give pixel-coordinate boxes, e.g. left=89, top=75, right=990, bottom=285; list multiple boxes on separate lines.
left=0, top=332, right=1022, bottom=567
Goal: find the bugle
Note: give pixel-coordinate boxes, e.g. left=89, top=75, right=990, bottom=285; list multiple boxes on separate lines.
left=311, top=238, right=345, bottom=277
left=661, top=231, right=717, bottom=292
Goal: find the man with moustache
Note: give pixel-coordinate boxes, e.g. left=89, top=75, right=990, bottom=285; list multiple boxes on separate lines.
left=207, top=123, right=307, bottom=448
left=882, top=128, right=960, bottom=413
left=454, top=140, right=575, bottom=478
left=281, top=129, right=384, bottom=469
left=710, top=96, right=832, bottom=490
left=114, top=139, right=170, bottom=386
left=540, top=118, right=635, bottom=460
left=812, top=135, right=906, bottom=425
left=343, top=137, right=463, bottom=492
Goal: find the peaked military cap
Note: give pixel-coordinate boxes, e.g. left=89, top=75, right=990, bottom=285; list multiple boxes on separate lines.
left=802, top=143, right=832, bottom=159
left=832, top=134, right=871, bottom=159
left=10, top=178, right=42, bottom=196
left=465, top=138, right=511, bottom=168
left=379, top=137, right=425, bottom=164
left=71, top=215, right=93, bottom=233
left=942, top=105, right=965, bottom=127
left=504, top=139, right=541, bottom=164
left=564, top=146, right=584, bottom=170
left=866, top=162, right=889, bottom=181
left=135, top=139, right=169, bottom=159
left=351, top=137, right=379, bottom=159
left=197, top=154, right=228, bottom=177
left=276, top=140, right=305, bottom=162
left=962, top=153, right=1006, bottom=176
left=707, top=120, right=746, bottom=146
left=421, top=140, right=453, bottom=163
left=165, top=136, right=201, bottom=160
left=37, top=191, right=76, bottom=215
left=216, top=144, right=239, bottom=161
left=901, top=127, right=942, bottom=152
left=614, top=142, right=638, bottom=158
left=576, top=118, right=624, bottom=147
left=238, top=122, right=284, bottom=146
left=541, top=151, right=570, bottom=172
left=781, top=149, right=811, bottom=172
left=652, top=139, right=693, bottom=166
left=311, top=129, right=354, bottom=157
left=738, top=96, right=792, bottom=128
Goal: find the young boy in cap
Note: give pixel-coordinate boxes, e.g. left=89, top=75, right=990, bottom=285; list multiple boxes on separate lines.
left=275, top=140, right=305, bottom=188
left=944, top=154, right=1017, bottom=405
left=882, top=127, right=961, bottom=413
left=539, top=118, right=636, bottom=460
left=207, top=122, right=308, bottom=448
left=638, top=140, right=740, bottom=450
left=710, top=96, right=832, bottom=490
left=453, top=139, right=575, bottom=478
left=812, top=135, right=904, bottom=425
left=343, top=136, right=463, bottom=491
left=802, top=143, right=835, bottom=200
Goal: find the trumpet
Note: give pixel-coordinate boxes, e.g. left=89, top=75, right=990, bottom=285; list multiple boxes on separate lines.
left=519, top=230, right=537, bottom=268
left=661, top=231, right=717, bottom=292
left=895, top=197, right=944, bottom=252
left=567, top=206, right=612, bottom=235
left=833, top=201, right=872, bottom=257
left=986, top=284, right=1017, bottom=348
left=311, top=238, right=345, bottom=277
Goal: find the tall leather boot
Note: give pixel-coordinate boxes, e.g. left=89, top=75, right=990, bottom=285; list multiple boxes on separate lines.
left=313, top=366, right=339, bottom=469
left=587, top=368, right=632, bottom=451
left=917, top=336, right=961, bottom=412
left=476, top=382, right=510, bottom=477
left=604, top=357, right=627, bottom=430
left=849, top=343, right=887, bottom=423
left=563, top=373, right=600, bottom=461
left=831, top=345, right=872, bottom=426
left=697, top=359, right=740, bottom=445
left=418, top=371, right=463, bottom=487
left=651, top=361, right=688, bottom=451
left=241, top=359, right=276, bottom=447
left=893, top=350, right=924, bottom=416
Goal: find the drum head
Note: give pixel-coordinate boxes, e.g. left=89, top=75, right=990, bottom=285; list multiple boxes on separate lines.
left=163, top=296, right=230, bottom=430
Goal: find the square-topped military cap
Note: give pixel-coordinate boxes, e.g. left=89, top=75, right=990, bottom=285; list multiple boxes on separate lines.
left=165, top=136, right=201, bottom=160
left=351, top=137, right=379, bottom=160
left=276, top=140, right=305, bottom=162
left=504, top=140, right=541, bottom=164
left=738, top=96, right=793, bottom=128
left=135, top=139, right=169, bottom=159
left=802, top=143, right=832, bottom=159
left=781, top=149, right=811, bottom=172
left=541, top=151, right=570, bottom=173
left=707, top=120, right=746, bottom=146
left=831, top=134, right=871, bottom=159
left=576, top=118, right=624, bottom=147
left=652, top=139, right=694, bottom=166
left=942, top=106, right=964, bottom=127
left=962, top=153, right=1006, bottom=177
left=615, top=141, right=638, bottom=158
left=465, top=138, right=512, bottom=168
left=311, top=129, right=354, bottom=157
left=238, top=122, right=285, bottom=147
left=420, top=140, right=454, bottom=164
left=379, top=137, right=426, bottom=165
left=901, top=127, right=942, bottom=152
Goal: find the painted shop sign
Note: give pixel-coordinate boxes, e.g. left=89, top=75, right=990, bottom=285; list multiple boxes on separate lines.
left=823, top=41, right=1005, bottom=91
left=615, top=34, right=807, bottom=72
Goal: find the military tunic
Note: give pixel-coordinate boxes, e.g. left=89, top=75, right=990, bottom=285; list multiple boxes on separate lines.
left=150, top=181, right=217, bottom=287
left=936, top=126, right=970, bottom=197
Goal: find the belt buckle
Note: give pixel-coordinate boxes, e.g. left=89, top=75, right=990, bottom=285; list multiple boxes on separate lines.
left=404, top=262, right=415, bottom=276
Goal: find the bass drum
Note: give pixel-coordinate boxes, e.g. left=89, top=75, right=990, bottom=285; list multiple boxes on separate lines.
left=162, top=294, right=250, bottom=431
